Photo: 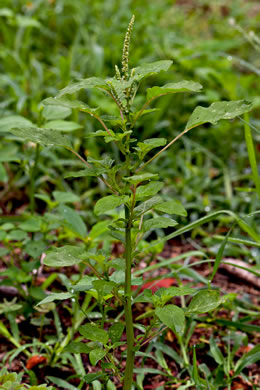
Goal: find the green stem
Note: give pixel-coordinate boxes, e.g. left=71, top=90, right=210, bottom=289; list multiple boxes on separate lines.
left=123, top=205, right=135, bottom=390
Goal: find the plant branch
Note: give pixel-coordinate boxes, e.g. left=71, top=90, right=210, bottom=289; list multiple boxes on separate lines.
left=137, top=125, right=196, bottom=172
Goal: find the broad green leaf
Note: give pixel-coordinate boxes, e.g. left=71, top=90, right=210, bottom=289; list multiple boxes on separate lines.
left=58, top=204, right=87, bottom=237
left=89, top=348, right=106, bottom=366
left=89, top=221, right=110, bottom=239
left=136, top=181, right=163, bottom=200
left=155, top=286, right=194, bottom=299
left=53, top=191, right=80, bottom=203
left=64, top=341, right=92, bottom=354
left=84, top=372, right=105, bottom=384
left=79, top=323, right=108, bottom=344
left=147, top=80, right=202, bottom=101
left=0, top=163, right=7, bottom=182
left=20, top=216, right=42, bottom=232
left=65, top=167, right=107, bottom=178
left=154, top=200, right=187, bottom=216
left=10, top=127, right=71, bottom=148
left=56, top=77, right=107, bottom=97
left=155, top=304, right=185, bottom=334
left=37, top=292, right=73, bottom=306
left=132, top=60, right=173, bottom=82
left=45, top=120, right=82, bottom=132
left=92, top=280, right=116, bottom=300
left=143, top=217, right=178, bottom=232
left=0, top=145, right=19, bottom=163
left=0, top=115, right=35, bottom=133
left=134, top=196, right=162, bottom=217
left=134, top=138, right=167, bottom=158
left=94, top=195, right=128, bottom=216
left=234, top=345, right=260, bottom=375
left=186, top=100, right=253, bottom=130
left=124, top=173, right=158, bottom=185
left=108, top=322, right=124, bottom=344
left=187, top=290, right=223, bottom=314
left=42, top=105, right=71, bottom=120
left=43, top=245, right=85, bottom=267
left=44, top=97, right=99, bottom=116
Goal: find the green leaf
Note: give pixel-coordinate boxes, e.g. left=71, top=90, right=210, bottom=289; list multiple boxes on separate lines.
left=92, top=280, right=116, bottom=300
left=44, top=97, right=99, bottom=116
left=46, top=376, right=78, bottom=390
left=234, top=345, right=260, bottom=376
left=55, top=77, right=107, bottom=97
left=134, top=196, right=162, bottom=217
left=89, top=348, right=106, bottom=366
left=43, top=245, right=85, bottom=267
left=124, top=173, right=158, bottom=185
left=65, top=167, right=107, bottom=178
left=155, top=286, right=194, bottom=299
left=134, top=138, right=167, bottom=158
left=94, top=195, right=128, bottom=216
left=143, top=217, right=178, bottom=232
left=186, top=100, right=253, bottom=130
left=37, top=292, right=73, bottom=306
left=108, top=322, right=124, bottom=344
left=20, top=216, right=42, bottom=232
left=79, top=324, right=108, bottom=344
left=84, top=372, right=105, bottom=384
left=53, top=191, right=80, bottom=203
left=147, top=80, right=202, bottom=101
left=45, top=120, right=82, bottom=132
left=187, top=289, right=223, bottom=314
left=210, top=226, right=233, bottom=282
left=58, top=204, right=87, bottom=237
left=136, top=181, right=163, bottom=200
left=209, top=336, right=224, bottom=365
left=64, top=341, right=93, bottom=354
left=132, top=60, right=173, bottom=82
left=10, top=127, right=71, bottom=148
left=0, top=145, right=19, bottom=162
left=155, top=304, right=185, bottom=334
left=154, top=200, right=187, bottom=216
left=0, top=115, right=36, bottom=133
left=42, top=105, right=71, bottom=120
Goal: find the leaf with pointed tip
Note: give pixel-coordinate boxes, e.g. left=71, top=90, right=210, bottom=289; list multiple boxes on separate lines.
left=64, top=341, right=93, bottom=354
left=186, top=289, right=224, bottom=314
left=89, top=348, right=106, bottom=366
left=132, top=60, right=173, bottom=82
left=136, top=181, right=163, bottom=200
left=58, top=204, right=87, bottom=237
left=143, top=217, right=178, bottom=232
left=45, top=120, right=82, bottom=132
left=43, top=245, right=85, bottom=267
left=10, top=127, right=71, bottom=147
left=186, top=100, right=253, bottom=130
left=134, top=196, right=162, bottom=217
left=147, top=81, right=202, bottom=101
left=65, top=167, right=107, bottom=178
left=134, top=138, right=167, bottom=158
left=37, top=292, right=73, bottom=306
left=94, top=195, right=129, bottom=216
left=154, top=200, right=187, bottom=216
left=79, top=323, right=108, bottom=344
left=56, top=77, right=107, bottom=97
left=43, top=97, right=99, bottom=116
left=124, top=173, right=158, bottom=185
left=155, top=304, right=185, bottom=334
left=0, top=115, right=36, bottom=133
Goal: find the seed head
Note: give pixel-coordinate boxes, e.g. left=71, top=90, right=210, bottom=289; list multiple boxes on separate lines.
left=122, top=15, right=135, bottom=80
